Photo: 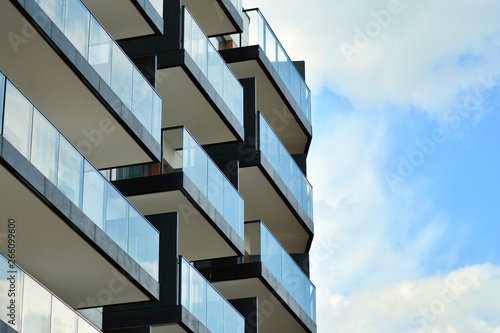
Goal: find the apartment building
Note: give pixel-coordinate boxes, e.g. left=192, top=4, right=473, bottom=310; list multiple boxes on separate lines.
left=0, top=1, right=315, bottom=332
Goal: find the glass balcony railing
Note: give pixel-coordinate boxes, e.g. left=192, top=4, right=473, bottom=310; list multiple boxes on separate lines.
left=245, top=9, right=311, bottom=123
left=34, top=0, right=162, bottom=143
left=258, top=113, right=313, bottom=219
left=247, top=221, right=316, bottom=322
left=230, top=0, right=243, bottom=13
left=180, top=257, right=244, bottom=333
left=0, top=72, right=159, bottom=280
left=0, top=253, right=101, bottom=333
left=182, top=6, right=244, bottom=125
left=107, top=127, right=245, bottom=240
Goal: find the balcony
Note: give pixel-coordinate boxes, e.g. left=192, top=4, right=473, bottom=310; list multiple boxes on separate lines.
left=0, top=72, right=159, bottom=307
left=0, top=0, right=162, bottom=168
left=218, top=8, right=312, bottom=154
left=194, top=221, right=316, bottom=333
left=182, top=0, right=244, bottom=36
left=105, top=127, right=245, bottom=261
left=82, top=0, right=163, bottom=39
left=236, top=112, right=313, bottom=253
left=0, top=254, right=101, bottom=333
left=102, top=257, right=245, bottom=333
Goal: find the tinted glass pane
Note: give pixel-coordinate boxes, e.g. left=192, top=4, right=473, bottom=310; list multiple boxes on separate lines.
left=183, top=131, right=208, bottom=195
left=51, top=297, right=78, bottom=333
left=31, top=111, right=59, bottom=183
left=57, top=138, right=83, bottom=207
left=22, top=278, right=51, bottom=333
left=38, top=0, right=65, bottom=28
left=111, top=44, right=133, bottom=109
left=206, top=287, right=223, bottom=332
left=82, top=161, right=105, bottom=229
left=89, top=17, right=112, bottom=84
left=105, top=184, right=128, bottom=250
left=65, top=0, right=90, bottom=58
left=189, top=265, right=206, bottom=323
left=207, top=161, right=224, bottom=214
left=3, top=82, right=33, bottom=158
left=132, top=68, right=153, bottom=132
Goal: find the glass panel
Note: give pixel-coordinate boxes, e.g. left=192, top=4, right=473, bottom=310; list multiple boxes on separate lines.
left=105, top=183, right=129, bottom=250
left=223, top=301, right=244, bottom=333
left=51, top=297, right=78, bottom=333
left=57, top=138, right=84, bottom=207
left=89, top=17, right=112, bottom=85
left=149, top=0, right=163, bottom=17
left=82, top=161, right=105, bottom=229
left=38, top=0, right=65, bottom=28
left=31, top=111, right=59, bottom=184
left=128, top=206, right=159, bottom=279
left=3, top=82, right=33, bottom=158
left=245, top=9, right=312, bottom=122
left=132, top=67, right=153, bottom=132
left=206, top=286, right=223, bottom=333
left=259, top=113, right=313, bottom=219
left=183, top=8, right=243, bottom=126
left=0, top=256, right=23, bottom=332
left=111, top=44, right=133, bottom=110
left=78, top=317, right=100, bottom=333
left=207, top=161, right=224, bottom=215
left=64, top=0, right=90, bottom=58
left=180, top=259, right=190, bottom=308
left=21, top=277, right=51, bottom=333
left=189, top=264, right=207, bottom=323
left=183, top=130, right=208, bottom=196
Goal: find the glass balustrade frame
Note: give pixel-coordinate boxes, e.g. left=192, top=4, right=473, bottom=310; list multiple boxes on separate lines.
left=179, top=256, right=244, bottom=333
left=0, top=253, right=101, bottom=333
left=247, top=221, right=316, bottom=322
left=33, top=0, right=162, bottom=143
left=257, top=112, right=314, bottom=220
left=0, top=72, right=159, bottom=280
left=181, top=6, right=244, bottom=126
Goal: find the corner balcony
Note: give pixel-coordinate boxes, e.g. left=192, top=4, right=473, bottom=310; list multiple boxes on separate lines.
left=119, top=6, right=244, bottom=145
left=0, top=73, right=160, bottom=308
left=82, top=0, right=164, bottom=39
left=105, top=127, right=245, bottom=261
left=195, top=221, right=316, bottom=333
left=218, top=8, right=312, bottom=154
left=102, top=257, right=245, bottom=333
left=0, top=0, right=162, bottom=169
left=182, top=0, right=244, bottom=36
left=0, top=254, right=102, bottom=333
left=239, top=112, right=313, bottom=253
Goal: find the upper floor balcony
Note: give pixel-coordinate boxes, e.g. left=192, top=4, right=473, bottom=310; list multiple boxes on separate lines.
left=0, top=72, right=160, bottom=308
left=181, top=0, right=243, bottom=37
left=195, top=221, right=316, bottom=333
left=217, top=8, right=312, bottom=154
left=0, top=0, right=162, bottom=169
left=118, top=6, right=244, bottom=145
left=102, top=257, right=245, bottom=333
left=0, top=253, right=102, bottom=333
left=105, top=127, right=245, bottom=261
left=82, top=0, right=164, bottom=40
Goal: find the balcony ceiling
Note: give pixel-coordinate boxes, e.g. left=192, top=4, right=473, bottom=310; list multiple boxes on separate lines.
left=240, top=166, right=311, bottom=253
left=81, top=0, right=156, bottom=40
left=157, top=67, right=239, bottom=145
left=0, top=1, right=155, bottom=169
left=183, top=0, right=241, bottom=36
left=228, top=60, right=310, bottom=154
left=0, top=165, right=153, bottom=308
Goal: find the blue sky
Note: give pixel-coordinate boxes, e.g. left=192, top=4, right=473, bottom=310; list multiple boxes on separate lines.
left=244, top=0, right=500, bottom=331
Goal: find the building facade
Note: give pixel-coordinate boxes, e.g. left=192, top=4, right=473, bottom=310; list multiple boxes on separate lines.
left=0, top=1, right=315, bottom=332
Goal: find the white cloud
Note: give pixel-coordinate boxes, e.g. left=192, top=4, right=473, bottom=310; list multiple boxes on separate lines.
left=243, top=0, right=500, bottom=117
left=325, top=264, right=500, bottom=333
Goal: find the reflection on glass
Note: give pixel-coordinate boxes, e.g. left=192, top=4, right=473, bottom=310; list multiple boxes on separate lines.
left=22, top=277, right=51, bottom=333
left=57, top=139, right=84, bottom=207
left=64, top=0, right=90, bottom=58
left=89, top=17, right=112, bottom=84
left=51, top=297, right=78, bottom=333
left=31, top=111, right=59, bottom=184
left=105, top=183, right=129, bottom=250
left=149, top=0, right=164, bottom=17
left=3, top=82, right=33, bottom=158
left=82, top=161, right=105, bottom=229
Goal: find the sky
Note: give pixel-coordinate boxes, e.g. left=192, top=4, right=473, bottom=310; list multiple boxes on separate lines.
left=243, top=0, right=500, bottom=332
